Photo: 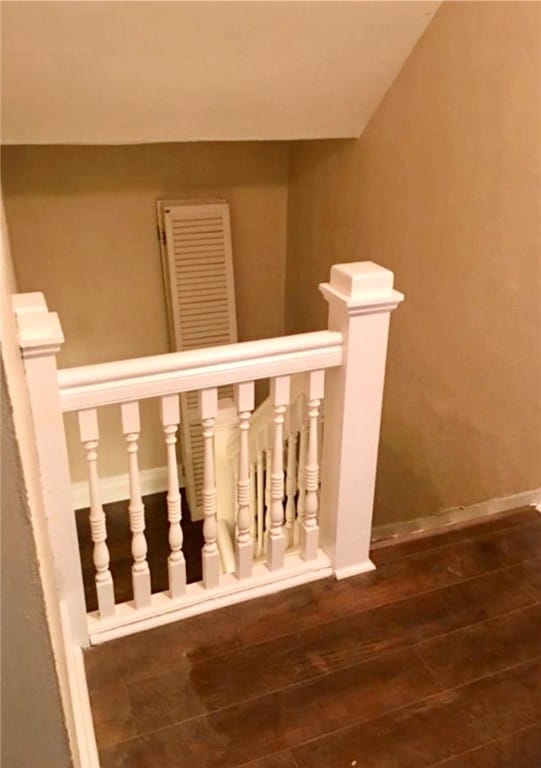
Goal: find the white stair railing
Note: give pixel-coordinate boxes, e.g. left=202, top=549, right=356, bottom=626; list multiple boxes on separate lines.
left=14, top=262, right=403, bottom=646
left=223, top=374, right=313, bottom=562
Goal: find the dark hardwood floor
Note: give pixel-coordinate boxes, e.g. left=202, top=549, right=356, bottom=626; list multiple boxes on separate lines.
left=84, top=506, right=541, bottom=767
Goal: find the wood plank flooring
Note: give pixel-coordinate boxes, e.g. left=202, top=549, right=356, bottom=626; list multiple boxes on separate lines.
left=84, top=506, right=541, bottom=767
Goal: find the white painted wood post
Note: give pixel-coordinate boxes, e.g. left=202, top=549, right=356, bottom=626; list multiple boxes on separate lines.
left=234, top=381, right=255, bottom=579
left=267, top=375, right=290, bottom=570
left=159, top=395, right=187, bottom=598
left=12, top=293, right=89, bottom=646
left=200, top=387, right=220, bottom=588
left=319, top=262, right=404, bottom=578
left=120, top=401, right=151, bottom=608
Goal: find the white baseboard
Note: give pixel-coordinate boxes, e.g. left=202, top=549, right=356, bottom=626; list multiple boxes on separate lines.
left=59, top=602, right=100, bottom=768
left=372, top=487, right=541, bottom=544
left=71, top=464, right=183, bottom=510
left=334, top=559, right=376, bottom=580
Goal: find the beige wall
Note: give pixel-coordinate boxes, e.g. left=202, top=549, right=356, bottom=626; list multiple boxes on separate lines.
left=2, top=142, right=288, bottom=481
left=1, top=1, right=439, bottom=143
left=286, top=1, right=541, bottom=524
left=4, top=2, right=540, bottom=521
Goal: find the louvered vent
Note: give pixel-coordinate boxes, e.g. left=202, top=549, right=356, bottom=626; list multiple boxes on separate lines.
left=157, top=200, right=237, bottom=519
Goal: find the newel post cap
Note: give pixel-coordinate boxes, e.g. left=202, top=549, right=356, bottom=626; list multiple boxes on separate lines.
left=12, top=292, right=64, bottom=358
left=319, top=261, right=404, bottom=314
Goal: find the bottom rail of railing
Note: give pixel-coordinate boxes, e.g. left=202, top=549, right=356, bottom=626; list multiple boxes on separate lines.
left=87, top=549, right=333, bottom=644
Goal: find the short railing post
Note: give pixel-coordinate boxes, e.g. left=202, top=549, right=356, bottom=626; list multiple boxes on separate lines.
left=12, top=292, right=89, bottom=646
left=319, top=262, right=404, bottom=579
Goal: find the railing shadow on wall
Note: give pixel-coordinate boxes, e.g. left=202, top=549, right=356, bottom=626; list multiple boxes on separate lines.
left=14, top=261, right=403, bottom=647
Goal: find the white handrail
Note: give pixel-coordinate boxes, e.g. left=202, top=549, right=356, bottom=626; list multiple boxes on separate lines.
left=58, top=331, right=343, bottom=412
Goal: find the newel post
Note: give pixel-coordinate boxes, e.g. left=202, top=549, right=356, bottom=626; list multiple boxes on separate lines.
left=319, top=262, right=404, bottom=579
left=13, top=292, right=89, bottom=646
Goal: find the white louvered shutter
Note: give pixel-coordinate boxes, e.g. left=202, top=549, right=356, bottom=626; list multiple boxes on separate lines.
left=157, top=200, right=237, bottom=519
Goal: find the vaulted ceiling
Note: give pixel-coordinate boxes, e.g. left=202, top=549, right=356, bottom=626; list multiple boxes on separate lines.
left=1, top=1, right=440, bottom=144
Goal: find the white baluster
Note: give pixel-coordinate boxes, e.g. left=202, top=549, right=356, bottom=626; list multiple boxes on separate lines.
left=234, top=381, right=255, bottom=579
left=160, top=395, right=186, bottom=598
left=200, top=388, right=220, bottom=588
left=256, top=449, right=264, bottom=557
left=249, top=463, right=257, bottom=548
left=295, top=418, right=308, bottom=546
left=78, top=409, right=115, bottom=618
left=285, top=428, right=298, bottom=549
left=120, top=401, right=151, bottom=608
left=264, top=446, right=272, bottom=536
left=267, top=376, right=290, bottom=570
left=301, top=370, right=324, bottom=560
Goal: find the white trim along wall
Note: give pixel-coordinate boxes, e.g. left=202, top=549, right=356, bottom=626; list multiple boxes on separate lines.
left=372, top=487, right=541, bottom=544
